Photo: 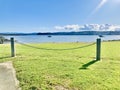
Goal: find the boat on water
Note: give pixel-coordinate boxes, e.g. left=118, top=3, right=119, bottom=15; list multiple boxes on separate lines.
left=99, top=35, right=104, bottom=37
left=48, top=35, right=52, bottom=37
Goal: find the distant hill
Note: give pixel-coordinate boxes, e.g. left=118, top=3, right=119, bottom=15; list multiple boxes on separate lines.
left=0, top=33, right=37, bottom=36
left=37, top=31, right=120, bottom=35
left=0, top=31, right=120, bottom=36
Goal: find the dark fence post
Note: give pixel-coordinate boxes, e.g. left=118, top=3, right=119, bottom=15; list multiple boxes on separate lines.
left=96, top=38, right=101, bottom=60
left=11, top=37, right=15, bottom=57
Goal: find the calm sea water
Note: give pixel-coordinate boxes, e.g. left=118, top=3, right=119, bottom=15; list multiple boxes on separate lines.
left=4, top=35, right=120, bottom=43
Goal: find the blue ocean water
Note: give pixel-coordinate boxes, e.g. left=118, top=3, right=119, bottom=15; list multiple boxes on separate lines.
left=4, top=35, right=120, bottom=43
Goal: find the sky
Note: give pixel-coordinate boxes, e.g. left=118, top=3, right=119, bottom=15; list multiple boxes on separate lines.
left=0, top=0, right=120, bottom=32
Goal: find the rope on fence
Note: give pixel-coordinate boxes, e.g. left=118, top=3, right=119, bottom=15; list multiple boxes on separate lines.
left=15, top=41, right=96, bottom=51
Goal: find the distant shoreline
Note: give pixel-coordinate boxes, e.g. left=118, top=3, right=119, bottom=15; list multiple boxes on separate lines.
left=0, top=31, right=120, bottom=36
left=103, top=39, right=120, bottom=42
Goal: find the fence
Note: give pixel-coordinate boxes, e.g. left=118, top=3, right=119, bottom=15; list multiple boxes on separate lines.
left=10, top=37, right=101, bottom=61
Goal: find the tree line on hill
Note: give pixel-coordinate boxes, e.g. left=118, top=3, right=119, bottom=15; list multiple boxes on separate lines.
left=37, top=31, right=120, bottom=35
left=0, top=31, right=120, bottom=36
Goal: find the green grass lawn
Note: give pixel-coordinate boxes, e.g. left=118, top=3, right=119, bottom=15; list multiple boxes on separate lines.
left=0, top=41, right=120, bottom=90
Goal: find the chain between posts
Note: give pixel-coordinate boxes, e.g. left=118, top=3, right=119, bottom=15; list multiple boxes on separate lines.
left=15, top=41, right=96, bottom=51
left=10, top=37, right=101, bottom=60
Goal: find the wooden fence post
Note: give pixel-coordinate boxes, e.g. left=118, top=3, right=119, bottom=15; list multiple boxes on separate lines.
left=96, top=38, right=101, bottom=60
left=11, top=37, right=15, bottom=57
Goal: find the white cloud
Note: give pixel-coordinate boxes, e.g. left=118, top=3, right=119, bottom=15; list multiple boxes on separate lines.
left=55, top=24, right=80, bottom=30
left=54, top=24, right=120, bottom=31
left=64, top=25, right=80, bottom=30
left=54, top=26, right=64, bottom=30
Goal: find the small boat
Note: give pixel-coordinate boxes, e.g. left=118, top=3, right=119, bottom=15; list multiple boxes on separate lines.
left=99, top=35, right=104, bottom=37
left=48, top=35, right=52, bottom=37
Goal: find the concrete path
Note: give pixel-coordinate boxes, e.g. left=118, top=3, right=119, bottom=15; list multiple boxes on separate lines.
left=0, top=61, right=20, bottom=90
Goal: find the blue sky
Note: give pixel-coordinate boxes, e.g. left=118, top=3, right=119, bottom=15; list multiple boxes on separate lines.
left=0, top=0, right=120, bottom=32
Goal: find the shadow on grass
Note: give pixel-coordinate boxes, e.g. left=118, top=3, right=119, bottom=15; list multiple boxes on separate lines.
left=79, top=60, right=98, bottom=70
left=0, top=56, right=11, bottom=59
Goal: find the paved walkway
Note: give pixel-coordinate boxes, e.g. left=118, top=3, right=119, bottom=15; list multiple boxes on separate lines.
left=0, top=61, right=20, bottom=90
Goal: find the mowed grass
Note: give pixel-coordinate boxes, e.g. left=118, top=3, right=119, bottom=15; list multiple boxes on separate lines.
left=0, top=41, right=120, bottom=90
